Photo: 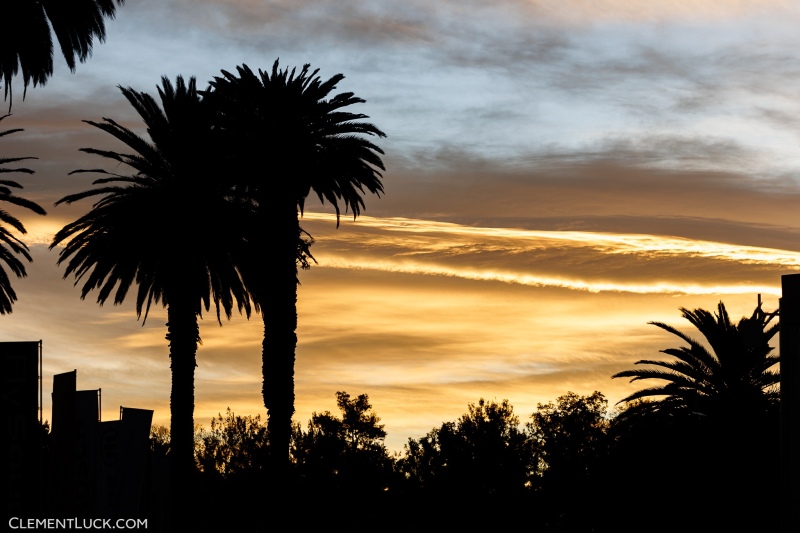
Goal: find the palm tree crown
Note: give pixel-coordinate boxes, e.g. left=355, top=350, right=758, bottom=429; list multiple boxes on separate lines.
left=52, top=77, right=252, bottom=321
left=0, top=114, right=46, bottom=314
left=613, top=301, right=779, bottom=417
left=206, top=60, right=386, bottom=219
left=1, top=0, right=124, bottom=104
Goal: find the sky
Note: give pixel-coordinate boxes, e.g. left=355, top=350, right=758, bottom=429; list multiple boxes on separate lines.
left=2, top=0, right=799, bottom=451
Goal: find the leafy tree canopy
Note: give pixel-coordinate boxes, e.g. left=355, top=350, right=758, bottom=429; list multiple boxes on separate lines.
left=197, top=409, right=269, bottom=478
left=399, top=398, right=532, bottom=496
left=528, top=391, right=609, bottom=483
left=292, top=391, right=392, bottom=493
left=526, top=391, right=611, bottom=530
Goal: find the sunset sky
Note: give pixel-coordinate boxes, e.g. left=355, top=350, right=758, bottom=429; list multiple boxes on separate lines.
left=2, top=0, right=799, bottom=451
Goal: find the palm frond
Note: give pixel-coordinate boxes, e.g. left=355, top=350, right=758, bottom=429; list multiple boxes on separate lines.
left=0, top=114, right=46, bottom=313
left=2, top=1, right=124, bottom=106
left=614, top=301, right=779, bottom=417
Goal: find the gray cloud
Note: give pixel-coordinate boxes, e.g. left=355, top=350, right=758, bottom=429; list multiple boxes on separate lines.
left=371, top=138, right=800, bottom=252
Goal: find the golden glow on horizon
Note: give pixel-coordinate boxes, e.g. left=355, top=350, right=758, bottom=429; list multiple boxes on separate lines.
left=13, top=218, right=64, bottom=246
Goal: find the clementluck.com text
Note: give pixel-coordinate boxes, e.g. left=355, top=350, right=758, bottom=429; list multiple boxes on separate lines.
left=9, top=518, right=147, bottom=530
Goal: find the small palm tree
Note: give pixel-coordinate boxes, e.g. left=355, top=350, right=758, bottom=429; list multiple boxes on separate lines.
left=613, top=301, right=779, bottom=419
left=0, top=114, right=46, bottom=314
left=205, top=60, right=386, bottom=473
left=1, top=0, right=125, bottom=105
left=51, top=76, right=252, bottom=523
left=612, top=302, right=780, bottom=531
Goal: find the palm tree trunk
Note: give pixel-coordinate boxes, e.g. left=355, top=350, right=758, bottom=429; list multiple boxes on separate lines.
left=262, top=201, right=300, bottom=482
left=166, top=294, right=199, bottom=529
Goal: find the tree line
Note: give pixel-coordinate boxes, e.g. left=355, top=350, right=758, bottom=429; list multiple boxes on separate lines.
left=138, top=300, right=779, bottom=530
left=151, top=385, right=777, bottom=531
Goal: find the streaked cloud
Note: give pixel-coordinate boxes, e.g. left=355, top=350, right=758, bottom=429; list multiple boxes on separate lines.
left=301, top=213, right=793, bottom=297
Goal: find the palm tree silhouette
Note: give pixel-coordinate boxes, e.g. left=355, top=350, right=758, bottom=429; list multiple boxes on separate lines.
left=611, top=302, right=781, bottom=531
left=612, top=301, right=779, bottom=418
left=50, top=77, right=252, bottom=522
left=205, top=60, right=386, bottom=473
left=0, top=114, right=46, bottom=314
left=1, top=0, right=125, bottom=106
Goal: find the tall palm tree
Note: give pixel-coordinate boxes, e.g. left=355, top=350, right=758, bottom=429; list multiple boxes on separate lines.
left=205, top=60, right=386, bottom=473
left=1, top=0, right=125, bottom=106
left=612, top=301, right=780, bottom=419
left=0, top=114, right=46, bottom=314
left=50, top=76, right=252, bottom=522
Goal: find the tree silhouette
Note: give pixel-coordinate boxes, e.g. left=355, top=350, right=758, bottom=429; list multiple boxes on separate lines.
left=205, top=60, right=386, bottom=475
left=197, top=409, right=269, bottom=479
left=50, top=76, right=252, bottom=527
left=292, top=391, right=392, bottom=494
left=612, top=301, right=779, bottom=420
left=1, top=0, right=125, bottom=106
left=528, top=391, right=609, bottom=476
left=149, top=425, right=170, bottom=460
left=400, top=398, right=532, bottom=497
left=527, top=391, right=610, bottom=530
left=0, top=114, right=46, bottom=314
left=610, top=302, right=781, bottom=531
